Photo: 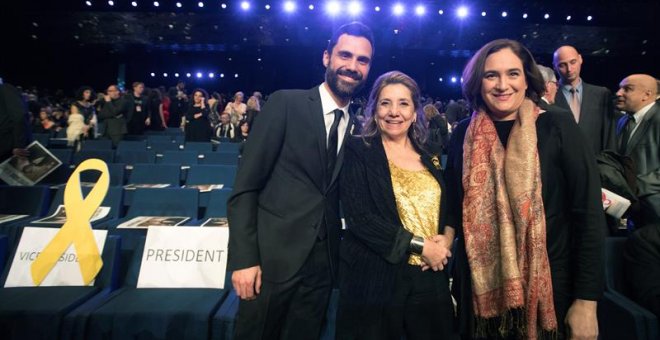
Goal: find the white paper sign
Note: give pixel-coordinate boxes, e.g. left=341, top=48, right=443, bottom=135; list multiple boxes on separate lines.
left=4, top=227, right=107, bottom=287
left=137, top=227, right=229, bottom=289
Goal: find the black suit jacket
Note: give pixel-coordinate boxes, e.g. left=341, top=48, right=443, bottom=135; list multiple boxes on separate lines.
left=98, top=97, right=130, bottom=137
left=227, top=86, right=351, bottom=282
left=617, top=103, right=660, bottom=224
left=555, top=81, right=617, bottom=154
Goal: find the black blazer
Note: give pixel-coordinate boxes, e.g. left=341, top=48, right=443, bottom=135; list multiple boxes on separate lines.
left=227, top=86, right=352, bottom=282
left=554, top=81, right=617, bottom=154
left=617, top=103, right=660, bottom=224
left=339, top=135, right=447, bottom=301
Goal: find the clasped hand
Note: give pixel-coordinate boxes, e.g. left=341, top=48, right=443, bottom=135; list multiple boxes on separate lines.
left=420, top=235, right=452, bottom=272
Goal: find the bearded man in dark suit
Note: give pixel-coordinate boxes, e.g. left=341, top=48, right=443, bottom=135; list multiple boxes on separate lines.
left=227, top=22, right=375, bottom=339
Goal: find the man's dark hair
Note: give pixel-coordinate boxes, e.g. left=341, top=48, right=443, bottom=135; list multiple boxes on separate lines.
left=326, top=22, right=375, bottom=56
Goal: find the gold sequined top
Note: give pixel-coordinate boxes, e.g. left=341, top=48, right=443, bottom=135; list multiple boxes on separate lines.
left=389, top=160, right=441, bottom=266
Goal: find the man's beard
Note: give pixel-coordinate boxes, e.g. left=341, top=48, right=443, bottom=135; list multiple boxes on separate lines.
left=325, top=65, right=365, bottom=101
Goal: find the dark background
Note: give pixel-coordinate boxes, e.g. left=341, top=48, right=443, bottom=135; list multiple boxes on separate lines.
left=1, top=0, right=658, bottom=99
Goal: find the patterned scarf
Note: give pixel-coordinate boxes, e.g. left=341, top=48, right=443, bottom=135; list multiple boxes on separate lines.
left=462, top=108, right=557, bottom=338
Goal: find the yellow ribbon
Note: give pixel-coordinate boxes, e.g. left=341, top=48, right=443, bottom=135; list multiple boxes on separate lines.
left=30, top=159, right=110, bottom=286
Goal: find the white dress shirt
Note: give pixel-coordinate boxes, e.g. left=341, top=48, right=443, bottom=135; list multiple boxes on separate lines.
left=318, top=83, right=350, bottom=154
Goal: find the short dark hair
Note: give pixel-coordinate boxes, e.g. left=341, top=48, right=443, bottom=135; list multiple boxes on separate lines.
left=361, top=71, right=427, bottom=148
left=326, top=22, right=375, bottom=56
left=462, top=39, right=545, bottom=112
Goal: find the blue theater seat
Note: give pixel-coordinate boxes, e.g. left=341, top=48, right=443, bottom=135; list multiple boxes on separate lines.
left=114, top=150, right=156, bottom=166
left=185, top=165, right=236, bottom=188
left=0, top=235, right=7, bottom=275
left=201, top=152, right=239, bottom=166
left=116, top=140, right=148, bottom=153
left=49, top=148, right=73, bottom=165
left=159, top=151, right=199, bottom=167
left=128, top=164, right=181, bottom=186
left=215, top=143, right=240, bottom=153
left=85, top=238, right=229, bottom=340
left=79, top=163, right=126, bottom=187
left=184, top=142, right=213, bottom=154
left=72, top=149, right=115, bottom=166
left=0, top=235, right=121, bottom=340
left=146, top=134, right=175, bottom=143
left=80, top=139, right=113, bottom=150
left=598, top=237, right=659, bottom=340
left=148, top=141, right=181, bottom=155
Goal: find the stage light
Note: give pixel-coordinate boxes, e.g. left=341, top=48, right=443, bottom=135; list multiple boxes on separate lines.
left=220, top=73, right=225, bottom=78
left=222, top=3, right=228, bottom=9
left=108, top=1, right=114, bottom=6
left=374, top=6, right=380, bottom=12
left=439, top=77, right=443, bottom=82
left=163, top=73, right=168, bottom=77
left=456, top=6, right=468, bottom=18
left=196, top=72, right=203, bottom=78
left=131, top=1, right=138, bottom=6
left=186, top=73, right=192, bottom=78
left=284, top=1, right=296, bottom=12
left=438, top=9, right=444, bottom=15
left=153, top=1, right=159, bottom=7
left=415, top=5, right=426, bottom=16
left=522, top=13, right=528, bottom=19
left=481, top=11, right=486, bottom=16
left=85, top=1, right=92, bottom=6
left=347, top=1, right=362, bottom=16
left=234, top=73, right=239, bottom=78
left=451, top=76, right=457, bottom=83
left=198, top=1, right=204, bottom=7
left=174, top=73, right=180, bottom=77
left=566, top=15, right=571, bottom=21
left=176, top=2, right=182, bottom=7
left=308, top=4, right=314, bottom=10
left=150, top=72, right=155, bottom=77
left=392, top=3, right=405, bottom=16
left=544, top=13, right=549, bottom=19
left=209, top=73, right=215, bottom=78
left=326, top=1, right=341, bottom=16
left=241, top=1, right=249, bottom=10
left=501, top=11, right=507, bottom=17
left=587, top=15, right=593, bottom=21
left=265, top=4, right=270, bottom=9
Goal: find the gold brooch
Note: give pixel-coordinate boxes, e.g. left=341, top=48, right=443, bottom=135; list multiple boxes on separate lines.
left=431, top=155, right=441, bottom=170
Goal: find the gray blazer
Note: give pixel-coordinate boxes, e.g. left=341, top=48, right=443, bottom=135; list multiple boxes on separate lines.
left=617, top=102, right=660, bottom=225
left=555, top=81, right=618, bottom=154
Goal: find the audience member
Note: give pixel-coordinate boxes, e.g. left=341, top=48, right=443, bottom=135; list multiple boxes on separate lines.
left=98, top=84, right=130, bottom=147
left=553, top=45, right=617, bottom=153
left=71, top=86, right=97, bottom=139
left=423, top=103, right=449, bottom=148
left=126, top=81, right=150, bottom=135
left=214, top=112, right=235, bottom=140
left=168, top=81, right=188, bottom=127
left=245, top=95, right=260, bottom=126
left=233, top=120, right=249, bottom=143
left=184, top=88, right=211, bottom=142
left=614, top=74, right=660, bottom=226
left=0, top=82, right=29, bottom=161
left=447, top=39, right=604, bottom=339
left=224, top=91, right=247, bottom=125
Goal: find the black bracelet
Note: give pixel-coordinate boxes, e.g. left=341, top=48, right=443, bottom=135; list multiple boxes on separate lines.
left=409, top=236, right=424, bottom=255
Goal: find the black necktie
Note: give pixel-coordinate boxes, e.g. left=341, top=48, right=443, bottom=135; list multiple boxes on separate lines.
left=619, top=114, right=636, bottom=153
left=326, top=109, right=343, bottom=182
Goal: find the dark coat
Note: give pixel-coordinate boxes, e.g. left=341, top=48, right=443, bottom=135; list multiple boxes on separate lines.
left=227, top=86, right=352, bottom=282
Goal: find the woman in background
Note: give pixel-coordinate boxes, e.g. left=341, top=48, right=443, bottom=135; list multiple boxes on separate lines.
left=184, top=88, right=211, bottom=142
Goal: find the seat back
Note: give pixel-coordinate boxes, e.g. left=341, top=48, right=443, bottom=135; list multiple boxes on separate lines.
left=115, top=150, right=156, bottom=165
left=204, top=189, right=232, bottom=218
left=116, top=140, right=148, bottom=153
left=201, top=152, right=239, bottom=166
left=72, top=150, right=115, bottom=165
left=80, top=139, right=113, bottom=150
left=186, top=165, right=237, bottom=187
left=47, top=186, right=124, bottom=220
left=148, top=141, right=181, bottom=154
left=128, top=164, right=181, bottom=186
left=216, top=143, right=240, bottom=153
left=49, top=148, right=73, bottom=165
left=125, top=188, right=199, bottom=218
left=79, top=163, right=126, bottom=186
left=159, top=151, right=199, bottom=166
left=0, top=185, right=51, bottom=216
left=184, top=142, right=213, bottom=154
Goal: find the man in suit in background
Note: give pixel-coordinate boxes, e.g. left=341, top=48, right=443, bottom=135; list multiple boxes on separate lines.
left=615, top=74, right=660, bottom=227
left=0, top=81, right=29, bottom=162
left=227, top=22, right=374, bottom=339
left=553, top=45, right=618, bottom=154
left=99, top=85, right=130, bottom=147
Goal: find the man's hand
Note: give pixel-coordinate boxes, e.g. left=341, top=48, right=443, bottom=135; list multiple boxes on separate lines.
left=565, top=299, right=598, bottom=340
left=12, top=148, right=30, bottom=158
left=232, top=265, right=262, bottom=300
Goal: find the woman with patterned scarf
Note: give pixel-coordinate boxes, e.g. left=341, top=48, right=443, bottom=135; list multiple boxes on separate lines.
left=444, top=39, right=605, bottom=339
